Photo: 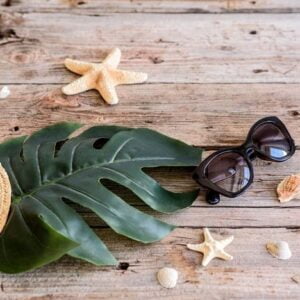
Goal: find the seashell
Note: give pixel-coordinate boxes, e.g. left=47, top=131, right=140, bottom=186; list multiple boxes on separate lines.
left=157, top=267, right=178, bottom=288
left=266, top=241, right=292, bottom=260
left=277, top=174, right=300, bottom=203
left=0, top=86, right=10, bottom=99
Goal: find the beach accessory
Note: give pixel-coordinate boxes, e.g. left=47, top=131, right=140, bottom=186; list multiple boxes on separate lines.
left=187, top=228, right=234, bottom=267
left=266, top=241, right=292, bottom=260
left=277, top=173, right=300, bottom=203
left=62, top=48, right=148, bottom=105
left=157, top=267, right=178, bottom=288
left=193, top=116, right=295, bottom=205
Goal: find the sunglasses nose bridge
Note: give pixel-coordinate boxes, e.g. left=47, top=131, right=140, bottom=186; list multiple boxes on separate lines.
left=243, top=146, right=257, bottom=161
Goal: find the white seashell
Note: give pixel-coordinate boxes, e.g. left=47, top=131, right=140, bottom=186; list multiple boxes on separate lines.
left=266, top=241, right=292, bottom=260
left=277, top=174, right=300, bottom=203
left=0, top=86, right=10, bottom=99
left=157, top=267, right=178, bottom=288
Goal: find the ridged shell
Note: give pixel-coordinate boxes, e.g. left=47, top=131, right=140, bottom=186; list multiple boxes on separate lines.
left=277, top=174, right=300, bottom=203
left=266, top=241, right=292, bottom=260
left=157, top=267, right=178, bottom=288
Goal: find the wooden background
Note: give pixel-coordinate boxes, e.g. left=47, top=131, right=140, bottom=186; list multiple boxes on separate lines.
left=0, top=0, right=300, bottom=299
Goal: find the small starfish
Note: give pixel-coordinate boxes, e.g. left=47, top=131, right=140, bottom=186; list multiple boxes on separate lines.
left=187, top=228, right=234, bottom=267
left=62, top=48, right=148, bottom=105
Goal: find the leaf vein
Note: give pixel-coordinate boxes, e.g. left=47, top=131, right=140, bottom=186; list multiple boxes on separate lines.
left=109, top=137, right=134, bottom=162
left=54, top=182, right=122, bottom=218
left=29, top=195, right=71, bottom=239
left=6, top=157, right=23, bottom=195
left=36, top=144, right=42, bottom=186
left=17, top=204, right=50, bottom=249
left=101, top=166, right=156, bottom=198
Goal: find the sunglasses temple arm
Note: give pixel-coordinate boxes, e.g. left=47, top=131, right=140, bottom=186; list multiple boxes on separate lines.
left=206, top=190, right=221, bottom=205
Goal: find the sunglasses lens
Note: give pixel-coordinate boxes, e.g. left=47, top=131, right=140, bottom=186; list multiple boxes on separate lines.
left=205, top=152, right=251, bottom=193
left=252, top=123, right=291, bottom=159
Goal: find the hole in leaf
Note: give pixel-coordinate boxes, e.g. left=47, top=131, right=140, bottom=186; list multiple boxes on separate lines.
left=100, top=167, right=197, bottom=204
left=61, top=197, right=88, bottom=212
left=142, top=167, right=198, bottom=193
left=62, top=197, right=72, bottom=205
left=93, top=138, right=109, bottom=150
left=100, top=179, right=144, bottom=206
left=54, top=139, right=68, bottom=157
left=61, top=197, right=100, bottom=227
left=63, top=168, right=198, bottom=215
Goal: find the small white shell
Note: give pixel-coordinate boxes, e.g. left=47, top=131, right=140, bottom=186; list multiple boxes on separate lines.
left=157, top=267, right=178, bottom=289
left=0, top=86, right=10, bottom=99
left=266, top=241, right=292, bottom=260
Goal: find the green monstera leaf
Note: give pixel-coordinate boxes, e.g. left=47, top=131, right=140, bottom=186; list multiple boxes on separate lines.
left=0, top=123, right=202, bottom=273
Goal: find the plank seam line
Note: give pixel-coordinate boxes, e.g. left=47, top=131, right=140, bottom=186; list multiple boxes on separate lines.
left=2, top=10, right=300, bottom=16
left=89, top=225, right=300, bottom=229
left=74, top=205, right=300, bottom=209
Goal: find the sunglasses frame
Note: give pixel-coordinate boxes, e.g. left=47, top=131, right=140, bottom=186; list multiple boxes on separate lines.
left=193, top=116, right=296, bottom=199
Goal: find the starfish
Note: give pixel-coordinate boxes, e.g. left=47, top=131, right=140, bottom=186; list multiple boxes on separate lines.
left=187, top=228, right=234, bottom=267
left=62, top=48, right=148, bottom=105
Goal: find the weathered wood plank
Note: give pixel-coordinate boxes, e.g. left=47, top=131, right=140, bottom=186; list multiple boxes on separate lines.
left=80, top=206, right=300, bottom=228
left=0, top=228, right=299, bottom=299
left=1, top=13, right=300, bottom=84
left=0, top=84, right=298, bottom=147
left=1, top=0, right=300, bottom=14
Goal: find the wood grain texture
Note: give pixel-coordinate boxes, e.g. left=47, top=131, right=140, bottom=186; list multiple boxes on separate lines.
left=0, top=84, right=298, bottom=147
left=0, top=0, right=299, bottom=298
left=0, top=13, right=300, bottom=84
left=0, top=228, right=299, bottom=299
left=1, top=0, right=300, bottom=14
left=80, top=206, right=300, bottom=228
